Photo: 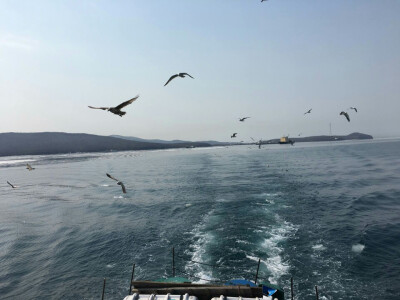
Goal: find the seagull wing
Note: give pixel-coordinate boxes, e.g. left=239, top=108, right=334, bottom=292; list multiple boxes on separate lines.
left=164, top=74, right=179, bottom=86
left=340, top=112, right=350, bottom=122
left=250, top=137, right=255, bottom=142
left=180, top=73, right=194, bottom=79
left=115, top=95, right=140, bottom=110
left=354, top=107, right=358, bottom=112
left=88, top=106, right=109, bottom=110
left=118, top=182, right=127, bottom=194
left=106, top=173, right=119, bottom=182
left=7, top=181, right=15, bottom=188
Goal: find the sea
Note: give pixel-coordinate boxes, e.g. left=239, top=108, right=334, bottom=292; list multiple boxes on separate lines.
left=0, top=139, right=399, bottom=300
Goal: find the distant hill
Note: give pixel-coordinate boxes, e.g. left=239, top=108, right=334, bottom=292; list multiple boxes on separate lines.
left=0, top=132, right=213, bottom=157
left=264, top=132, right=373, bottom=144
left=110, top=135, right=230, bottom=146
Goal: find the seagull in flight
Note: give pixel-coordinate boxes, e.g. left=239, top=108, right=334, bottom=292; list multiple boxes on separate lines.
left=106, top=173, right=126, bottom=194
left=251, top=137, right=263, bottom=149
left=89, top=95, right=139, bottom=117
left=239, top=117, right=250, bottom=122
left=349, top=107, right=358, bottom=112
left=26, top=164, right=35, bottom=171
left=7, top=181, right=17, bottom=188
left=164, top=73, right=194, bottom=86
left=304, top=109, right=312, bottom=115
left=340, top=111, right=350, bottom=122
left=231, top=133, right=237, bottom=138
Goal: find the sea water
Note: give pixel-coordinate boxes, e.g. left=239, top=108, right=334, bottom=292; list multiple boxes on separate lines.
left=0, top=139, right=399, bottom=299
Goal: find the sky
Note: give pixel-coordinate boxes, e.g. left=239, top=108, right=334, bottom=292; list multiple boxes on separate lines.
left=1, top=0, right=399, bottom=142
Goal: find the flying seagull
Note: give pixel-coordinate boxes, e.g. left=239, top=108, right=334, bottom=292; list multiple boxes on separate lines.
left=261, top=0, right=268, bottom=2
left=106, top=173, right=126, bottom=194
left=340, top=111, right=350, bottom=122
left=88, top=95, right=139, bottom=117
left=231, top=133, right=237, bottom=138
left=349, top=107, right=358, bottom=112
left=304, top=109, right=312, bottom=115
left=251, top=137, right=262, bottom=149
left=7, top=181, right=17, bottom=188
left=26, top=164, right=35, bottom=171
left=239, top=117, right=250, bottom=122
left=164, top=73, right=194, bottom=86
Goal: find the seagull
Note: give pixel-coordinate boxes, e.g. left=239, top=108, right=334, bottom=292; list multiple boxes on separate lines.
left=164, top=73, right=194, bottom=86
left=261, top=0, right=268, bottom=2
left=88, top=95, right=139, bottom=117
left=251, top=137, right=262, bottom=149
left=340, top=111, right=350, bottom=122
left=106, top=173, right=126, bottom=194
left=239, top=117, right=250, bottom=122
left=7, top=181, right=17, bottom=188
left=349, top=107, right=358, bottom=112
left=26, top=163, right=35, bottom=171
left=231, top=133, right=237, bottom=138
left=304, top=109, right=312, bottom=115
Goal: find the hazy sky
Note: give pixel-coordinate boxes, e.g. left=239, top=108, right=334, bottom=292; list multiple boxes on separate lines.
left=1, top=0, right=399, bottom=141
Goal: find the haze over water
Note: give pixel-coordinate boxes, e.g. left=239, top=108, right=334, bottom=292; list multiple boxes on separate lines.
left=1, top=139, right=400, bottom=299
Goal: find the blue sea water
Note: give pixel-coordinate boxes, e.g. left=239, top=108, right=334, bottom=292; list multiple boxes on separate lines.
left=0, top=139, right=400, bottom=299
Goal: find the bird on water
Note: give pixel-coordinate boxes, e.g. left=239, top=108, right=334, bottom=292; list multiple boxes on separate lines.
left=26, top=164, right=35, bottom=171
left=7, top=181, right=17, bottom=188
left=239, top=117, right=250, bottom=122
left=88, top=95, right=139, bottom=117
left=164, top=73, right=194, bottom=86
left=304, top=109, right=312, bottom=115
left=106, top=173, right=127, bottom=194
left=231, top=133, right=237, bottom=138
left=340, top=111, right=350, bottom=122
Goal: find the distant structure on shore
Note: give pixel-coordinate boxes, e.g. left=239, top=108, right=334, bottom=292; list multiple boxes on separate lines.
left=265, top=132, right=372, bottom=145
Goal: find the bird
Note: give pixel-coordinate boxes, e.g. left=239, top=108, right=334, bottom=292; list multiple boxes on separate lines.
left=88, top=95, right=139, bottom=117
left=26, top=163, right=35, bottom=171
left=231, top=133, right=237, bottom=138
left=7, top=181, right=17, bottom=188
left=164, top=73, right=194, bottom=86
left=239, top=117, right=250, bottom=122
left=349, top=107, right=358, bottom=112
left=340, top=111, right=350, bottom=122
left=106, top=173, right=126, bottom=194
left=304, top=109, right=312, bottom=115
left=298, top=133, right=302, bottom=136
left=261, top=0, right=268, bottom=2
left=251, top=137, right=262, bottom=149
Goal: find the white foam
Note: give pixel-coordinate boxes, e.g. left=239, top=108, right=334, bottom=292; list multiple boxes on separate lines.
left=259, top=215, right=298, bottom=285
left=113, top=196, right=124, bottom=199
left=0, top=159, right=36, bottom=165
left=312, top=244, right=326, bottom=251
left=106, top=264, right=115, bottom=268
left=185, top=203, right=192, bottom=207
left=185, top=210, right=216, bottom=283
left=352, top=244, right=365, bottom=253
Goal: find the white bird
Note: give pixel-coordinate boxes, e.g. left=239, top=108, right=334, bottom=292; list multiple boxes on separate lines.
left=7, top=181, right=17, bottom=188
left=106, top=173, right=126, bottom=194
left=349, top=107, right=358, bottom=112
left=340, top=111, right=350, bottom=122
left=89, top=95, right=139, bottom=117
left=164, top=73, right=194, bottom=86
left=239, top=117, right=250, bottom=122
left=26, top=164, right=35, bottom=171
